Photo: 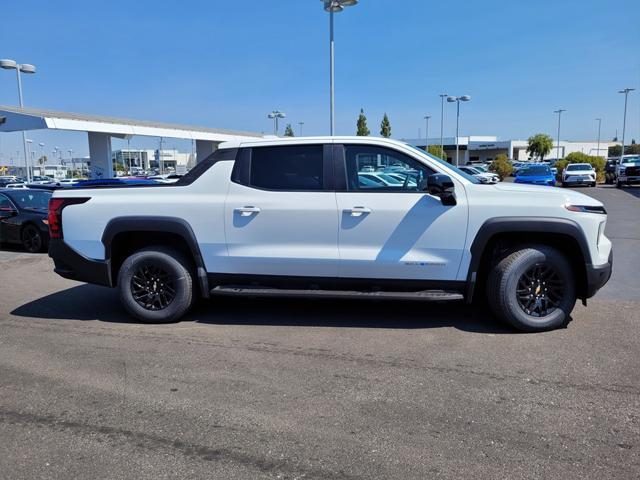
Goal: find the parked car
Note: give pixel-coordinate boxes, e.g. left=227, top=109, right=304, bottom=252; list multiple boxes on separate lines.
left=614, top=155, right=640, bottom=188
left=0, top=188, right=52, bottom=252
left=30, top=175, right=55, bottom=185
left=515, top=164, right=556, bottom=186
left=48, top=137, right=613, bottom=332
left=561, top=163, right=596, bottom=188
left=56, top=178, right=81, bottom=187
left=458, top=166, right=499, bottom=184
left=4, top=183, right=27, bottom=189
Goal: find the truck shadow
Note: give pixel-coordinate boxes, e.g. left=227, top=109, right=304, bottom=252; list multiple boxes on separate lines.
left=11, top=283, right=515, bottom=334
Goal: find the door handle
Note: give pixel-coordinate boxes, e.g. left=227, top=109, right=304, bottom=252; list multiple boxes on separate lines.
left=346, top=206, right=372, bottom=217
left=235, top=206, right=261, bottom=217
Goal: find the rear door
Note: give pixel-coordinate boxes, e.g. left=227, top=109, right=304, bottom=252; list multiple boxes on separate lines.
left=0, top=193, right=19, bottom=244
left=335, top=143, right=468, bottom=282
left=222, top=143, right=339, bottom=278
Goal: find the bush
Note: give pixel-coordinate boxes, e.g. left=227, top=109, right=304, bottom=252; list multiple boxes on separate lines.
left=489, top=154, right=513, bottom=180
left=556, top=152, right=606, bottom=183
left=427, top=145, right=446, bottom=160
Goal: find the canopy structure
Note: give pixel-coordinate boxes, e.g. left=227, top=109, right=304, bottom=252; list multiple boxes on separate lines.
left=0, top=105, right=262, bottom=178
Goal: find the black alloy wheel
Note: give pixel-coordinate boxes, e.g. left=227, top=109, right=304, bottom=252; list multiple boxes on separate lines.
left=516, top=263, right=565, bottom=318
left=130, top=263, right=177, bottom=311
left=22, top=224, right=43, bottom=253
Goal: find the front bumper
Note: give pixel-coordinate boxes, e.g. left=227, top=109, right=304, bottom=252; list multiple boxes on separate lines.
left=564, top=176, right=596, bottom=185
left=584, top=249, right=613, bottom=298
left=618, top=176, right=640, bottom=185
left=48, top=239, right=113, bottom=287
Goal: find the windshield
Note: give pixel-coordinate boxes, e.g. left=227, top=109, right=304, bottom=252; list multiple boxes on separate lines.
left=405, top=144, right=481, bottom=184
left=8, top=190, right=52, bottom=210
left=566, top=164, right=592, bottom=171
left=622, top=156, right=640, bottom=165
left=519, top=166, right=551, bottom=176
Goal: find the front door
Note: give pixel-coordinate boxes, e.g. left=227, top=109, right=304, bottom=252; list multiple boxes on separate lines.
left=335, top=144, right=468, bottom=282
left=223, top=143, right=339, bottom=278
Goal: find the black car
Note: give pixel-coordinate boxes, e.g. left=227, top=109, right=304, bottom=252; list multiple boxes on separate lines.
left=0, top=188, right=52, bottom=253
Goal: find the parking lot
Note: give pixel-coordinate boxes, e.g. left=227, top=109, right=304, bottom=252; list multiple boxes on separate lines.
left=0, top=186, right=638, bottom=479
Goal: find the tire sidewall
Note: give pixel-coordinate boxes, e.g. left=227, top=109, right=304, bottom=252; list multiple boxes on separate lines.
left=118, top=249, right=193, bottom=323
left=22, top=224, right=42, bottom=253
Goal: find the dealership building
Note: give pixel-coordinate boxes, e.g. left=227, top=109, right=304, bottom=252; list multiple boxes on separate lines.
left=403, top=136, right=616, bottom=164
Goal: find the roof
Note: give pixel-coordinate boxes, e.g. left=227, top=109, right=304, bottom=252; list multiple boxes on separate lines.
left=0, top=105, right=263, bottom=142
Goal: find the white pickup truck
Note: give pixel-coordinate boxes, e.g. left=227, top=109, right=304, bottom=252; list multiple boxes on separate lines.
left=48, top=137, right=612, bottom=332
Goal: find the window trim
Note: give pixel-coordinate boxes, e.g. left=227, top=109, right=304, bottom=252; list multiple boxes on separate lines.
left=231, top=144, right=334, bottom=192
left=0, top=193, right=18, bottom=211
left=334, top=144, right=435, bottom=194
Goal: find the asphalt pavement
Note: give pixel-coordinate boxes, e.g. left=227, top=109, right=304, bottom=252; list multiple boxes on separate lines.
left=0, top=185, right=638, bottom=479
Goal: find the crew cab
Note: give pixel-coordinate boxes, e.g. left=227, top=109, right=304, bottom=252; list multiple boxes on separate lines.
left=48, top=137, right=613, bottom=332
left=615, top=154, right=640, bottom=188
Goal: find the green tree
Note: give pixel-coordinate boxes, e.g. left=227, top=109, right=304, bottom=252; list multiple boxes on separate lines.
left=489, top=154, right=513, bottom=180
left=627, top=144, right=640, bottom=155
left=356, top=108, right=370, bottom=136
left=526, top=133, right=554, bottom=161
left=427, top=145, right=446, bottom=160
left=283, top=124, right=295, bottom=137
left=380, top=113, right=391, bottom=138
left=608, top=145, right=622, bottom=156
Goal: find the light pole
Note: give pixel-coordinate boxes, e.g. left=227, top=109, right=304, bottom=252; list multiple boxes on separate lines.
left=439, top=93, right=448, bottom=153
left=68, top=149, right=74, bottom=178
left=25, top=138, right=33, bottom=180
left=0, top=59, right=36, bottom=183
left=447, top=95, right=471, bottom=166
left=423, top=115, right=431, bottom=152
left=619, top=88, right=635, bottom=158
left=298, top=121, right=304, bottom=136
left=595, top=118, right=602, bottom=158
left=267, top=110, right=286, bottom=135
left=321, top=0, right=358, bottom=136
left=554, top=109, right=566, bottom=160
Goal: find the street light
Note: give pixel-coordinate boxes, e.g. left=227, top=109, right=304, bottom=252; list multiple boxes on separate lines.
left=298, top=121, right=304, bottom=136
left=423, top=115, right=431, bottom=152
left=68, top=149, right=74, bottom=178
left=1, top=59, right=37, bottom=182
left=554, top=109, right=566, bottom=160
left=447, top=95, right=471, bottom=166
left=25, top=139, right=33, bottom=180
left=267, top=110, right=286, bottom=135
left=321, top=0, right=358, bottom=136
left=595, top=118, right=602, bottom=158
left=619, top=88, right=635, bottom=158
left=439, top=93, right=448, bottom=153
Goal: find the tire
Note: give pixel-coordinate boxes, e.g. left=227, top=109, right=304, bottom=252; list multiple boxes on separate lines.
left=591, top=182, right=596, bottom=187
left=117, top=247, right=194, bottom=323
left=616, top=181, right=622, bottom=189
left=561, top=182, right=568, bottom=188
left=486, top=245, right=576, bottom=332
left=21, top=224, right=45, bottom=253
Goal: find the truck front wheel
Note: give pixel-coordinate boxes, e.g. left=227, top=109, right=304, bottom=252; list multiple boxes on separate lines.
left=486, top=246, right=576, bottom=332
left=117, top=247, right=194, bottom=323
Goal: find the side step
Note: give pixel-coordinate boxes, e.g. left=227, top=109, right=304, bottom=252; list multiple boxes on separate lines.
left=210, top=286, right=464, bottom=302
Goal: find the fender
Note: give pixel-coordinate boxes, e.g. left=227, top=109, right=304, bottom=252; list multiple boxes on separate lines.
left=465, top=217, right=592, bottom=301
left=101, top=216, right=209, bottom=298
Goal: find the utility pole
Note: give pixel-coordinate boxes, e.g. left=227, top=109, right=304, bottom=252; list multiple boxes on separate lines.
left=595, top=118, right=602, bottom=157
left=424, top=115, right=431, bottom=152
left=619, top=88, right=635, bottom=158
left=554, top=109, right=566, bottom=160
left=439, top=93, right=448, bottom=153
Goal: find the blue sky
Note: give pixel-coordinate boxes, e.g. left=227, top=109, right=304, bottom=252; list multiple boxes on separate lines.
left=1, top=0, right=639, bottom=160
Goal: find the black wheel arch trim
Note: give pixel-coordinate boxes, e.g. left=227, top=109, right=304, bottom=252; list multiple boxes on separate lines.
left=466, top=216, right=594, bottom=301
left=101, top=216, right=209, bottom=298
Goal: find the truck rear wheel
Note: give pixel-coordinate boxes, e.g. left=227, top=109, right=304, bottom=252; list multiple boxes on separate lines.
left=486, top=245, right=576, bottom=332
left=117, top=247, right=193, bottom=323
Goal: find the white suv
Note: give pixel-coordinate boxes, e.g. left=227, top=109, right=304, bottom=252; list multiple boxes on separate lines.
left=562, top=163, right=596, bottom=188
left=48, top=137, right=612, bottom=332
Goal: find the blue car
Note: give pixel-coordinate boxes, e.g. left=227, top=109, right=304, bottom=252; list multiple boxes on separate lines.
left=515, top=164, right=556, bottom=186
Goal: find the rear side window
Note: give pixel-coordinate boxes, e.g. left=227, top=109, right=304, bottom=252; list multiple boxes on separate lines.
left=250, top=145, right=324, bottom=191
left=176, top=148, right=238, bottom=186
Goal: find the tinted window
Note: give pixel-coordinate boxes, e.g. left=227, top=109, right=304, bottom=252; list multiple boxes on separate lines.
left=344, top=145, right=434, bottom=192
left=8, top=190, right=51, bottom=210
left=250, top=145, right=323, bottom=191
left=0, top=194, right=13, bottom=209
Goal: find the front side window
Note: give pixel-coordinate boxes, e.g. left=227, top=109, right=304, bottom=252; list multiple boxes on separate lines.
left=250, top=145, right=324, bottom=191
left=344, top=145, right=433, bottom=192
left=0, top=194, right=13, bottom=210
left=8, top=191, right=51, bottom=210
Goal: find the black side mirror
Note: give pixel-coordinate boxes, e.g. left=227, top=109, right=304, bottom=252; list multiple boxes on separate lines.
left=426, top=174, right=457, bottom=206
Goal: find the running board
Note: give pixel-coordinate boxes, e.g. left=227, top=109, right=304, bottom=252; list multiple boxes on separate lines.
left=210, top=286, right=464, bottom=302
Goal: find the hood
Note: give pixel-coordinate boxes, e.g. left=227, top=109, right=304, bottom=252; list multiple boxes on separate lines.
left=492, top=182, right=603, bottom=207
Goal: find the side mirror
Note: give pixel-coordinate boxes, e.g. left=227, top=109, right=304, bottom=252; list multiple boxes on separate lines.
left=426, top=174, right=457, bottom=206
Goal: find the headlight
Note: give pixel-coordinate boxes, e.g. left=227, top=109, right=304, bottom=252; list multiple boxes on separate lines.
left=619, top=168, right=626, bottom=175
left=565, top=204, right=607, bottom=214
